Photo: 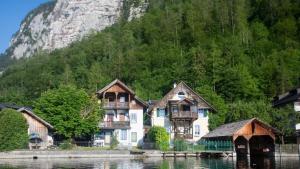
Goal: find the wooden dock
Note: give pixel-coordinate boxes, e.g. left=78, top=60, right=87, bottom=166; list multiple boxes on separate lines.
left=162, top=151, right=234, bottom=158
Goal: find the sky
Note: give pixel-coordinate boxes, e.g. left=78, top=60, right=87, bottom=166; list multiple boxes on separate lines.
left=0, top=0, right=49, bottom=54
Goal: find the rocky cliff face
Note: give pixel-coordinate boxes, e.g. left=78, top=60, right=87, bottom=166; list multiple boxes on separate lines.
left=8, top=0, right=147, bottom=59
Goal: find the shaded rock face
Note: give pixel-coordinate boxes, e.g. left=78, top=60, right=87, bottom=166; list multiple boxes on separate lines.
left=9, top=0, right=147, bottom=59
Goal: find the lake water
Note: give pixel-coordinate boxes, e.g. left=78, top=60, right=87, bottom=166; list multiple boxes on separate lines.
left=0, top=157, right=298, bottom=169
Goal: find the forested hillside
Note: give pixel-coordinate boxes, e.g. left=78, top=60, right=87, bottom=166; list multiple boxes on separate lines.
left=0, top=0, right=299, bottom=137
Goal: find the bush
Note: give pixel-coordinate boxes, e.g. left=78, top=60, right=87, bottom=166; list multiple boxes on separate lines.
left=110, top=135, right=119, bottom=149
left=174, top=139, right=188, bottom=151
left=148, top=126, right=169, bottom=151
left=0, top=109, right=28, bottom=151
left=59, top=140, right=74, bottom=150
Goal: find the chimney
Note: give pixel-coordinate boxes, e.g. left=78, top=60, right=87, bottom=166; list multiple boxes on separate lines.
left=173, top=82, right=177, bottom=88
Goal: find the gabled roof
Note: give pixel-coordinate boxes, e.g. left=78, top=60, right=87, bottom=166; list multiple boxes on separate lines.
left=0, top=103, right=53, bottom=130
left=96, top=79, right=148, bottom=108
left=96, top=79, right=135, bottom=95
left=18, top=108, right=54, bottom=129
left=273, top=87, right=300, bottom=107
left=148, top=81, right=216, bottom=113
left=202, top=118, right=280, bottom=139
left=134, top=96, right=149, bottom=108
left=175, top=98, right=195, bottom=105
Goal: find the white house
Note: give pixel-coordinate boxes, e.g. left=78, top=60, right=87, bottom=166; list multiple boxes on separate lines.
left=95, top=79, right=147, bottom=148
left=147, top=82, right=215, bottom=143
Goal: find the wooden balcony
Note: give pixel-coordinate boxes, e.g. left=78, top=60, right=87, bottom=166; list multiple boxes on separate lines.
left=99, top=121, right=130, bottom=129
left=171, top=111, right=198, bottom=119
left=103, top=101, right=129, bottom=109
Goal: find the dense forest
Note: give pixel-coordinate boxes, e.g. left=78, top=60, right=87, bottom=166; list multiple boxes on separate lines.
left=0, top=0, right=299, bottom=138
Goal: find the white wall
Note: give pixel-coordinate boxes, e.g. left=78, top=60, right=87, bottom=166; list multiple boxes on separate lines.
left=151, top=108, right=209, bottom=143
left=129, top=109, right=144, bottom=147
left=192, top=115, right=209, bottom=142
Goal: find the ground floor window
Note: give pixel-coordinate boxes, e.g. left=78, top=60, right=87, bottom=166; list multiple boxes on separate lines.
left=120, top=129, right=127, bottom=140
left=131, top=132, right=137, bottom=142
left=195, top=125, right=200, bottom=136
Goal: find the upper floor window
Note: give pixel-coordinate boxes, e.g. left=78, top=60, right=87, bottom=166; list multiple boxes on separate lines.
left=198, top=109, right=209, bottom=118
left=120, top=96, right=125, bottom=103
left=157, top=108, right=166, bottom=117
left=171, top=105, right=178, bottom=113
left=130, top=113, right=137, bottom=123
left=182, top=105, right=190, bottom=111
left=178, top=92, right=185, bottom=99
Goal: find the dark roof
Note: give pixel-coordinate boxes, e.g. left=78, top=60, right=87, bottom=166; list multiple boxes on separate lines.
left=273, top=87, right=300, bottom=107
left=0, top=103, right=22, bottom=111
left=148, top=81, right=216, bottom=113
left=96, top=79, right=135, bottom=95
left=134, top=96, right=149, bottom=108
left=96, top=79, right=148, bottom=108
left=203, top=119, right=253, bottom=138
left=18, top=108, right=54, bottom=129
left=202, top=118, right=280, bottom=138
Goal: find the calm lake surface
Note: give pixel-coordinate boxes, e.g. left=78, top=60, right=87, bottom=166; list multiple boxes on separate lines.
left=0, top=157, right=298, bottom=169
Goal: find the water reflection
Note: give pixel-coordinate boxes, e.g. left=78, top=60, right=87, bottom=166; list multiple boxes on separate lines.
left=0, top=157, right=298, bottom=169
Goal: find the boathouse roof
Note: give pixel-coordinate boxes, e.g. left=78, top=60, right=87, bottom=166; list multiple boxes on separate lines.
left=202, top=118, right=280, bottom=139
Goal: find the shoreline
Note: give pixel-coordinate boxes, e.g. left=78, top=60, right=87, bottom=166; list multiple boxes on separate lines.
left=0, top=150, right=298, bottom=159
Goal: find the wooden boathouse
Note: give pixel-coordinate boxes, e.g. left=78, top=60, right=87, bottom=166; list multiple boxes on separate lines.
left=201, top=118, right=281, bottom=156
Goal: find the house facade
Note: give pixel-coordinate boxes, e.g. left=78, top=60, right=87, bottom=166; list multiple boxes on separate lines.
left=95, top=79, right=147, bottom=148
left=147, top=82, right=215, bottom=143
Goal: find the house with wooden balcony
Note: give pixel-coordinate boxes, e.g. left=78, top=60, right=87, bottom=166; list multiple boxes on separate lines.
left=95, top=79, right=147, bottom=148
left=147, top=82, right=215, bottom=143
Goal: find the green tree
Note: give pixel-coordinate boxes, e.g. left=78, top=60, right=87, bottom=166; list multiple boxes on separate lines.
left=0, top=109, right=28, bottom=151
left=196, top=85, right=228, bottom=130
left=226, top=100, right=272, bottom=123
left=34, top=85, right=103, bottom=139
left=148, top=126, right=169, bottom=151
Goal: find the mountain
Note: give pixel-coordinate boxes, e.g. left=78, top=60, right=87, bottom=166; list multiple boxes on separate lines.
left=0, top=0, right=299, bottom=134
left=6, top=0, right=147, bottom=60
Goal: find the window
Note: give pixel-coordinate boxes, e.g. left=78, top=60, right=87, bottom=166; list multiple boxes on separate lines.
left=131, top=132, right=137, bottom=142
left=130, top=113, right=137, bottom=123
left=120, top=96, right=125, bottom=103
left=178, top=92, right=185, bottom=99
left=157, top=108, right=166, bottom=117
left=195, top=125, right=200, bottom=136
left=182, top=105, right=190, bottom=111
left=171, top=105, right=178, bottom=113
left=198, top=109, right=209, bottom=118
left=121, top=129, right=127, bottom=140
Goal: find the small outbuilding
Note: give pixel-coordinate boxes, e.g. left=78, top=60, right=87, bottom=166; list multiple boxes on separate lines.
left=0, top=104, right=54, bottom=149
left=202, top=118, right=281, bottom=156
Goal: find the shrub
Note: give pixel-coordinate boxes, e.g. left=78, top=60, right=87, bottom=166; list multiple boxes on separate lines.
left=174, top=139, right=188, bottom=151
left=110, top=135, right=119, bottom=149
left=148, top=126, right=169, bottom=151
left=0, top=109, right=28, bottom=151
left=59, top=140, right=74, bottom=150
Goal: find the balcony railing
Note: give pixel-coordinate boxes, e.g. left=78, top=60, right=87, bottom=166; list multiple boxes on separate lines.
left=99, top=121, right=130, bottom=129
left=103, top=101, right=129, bottom=109
left=175, top=133, right=193, bottom=139
left=171, top=111, right=198, bottom=119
